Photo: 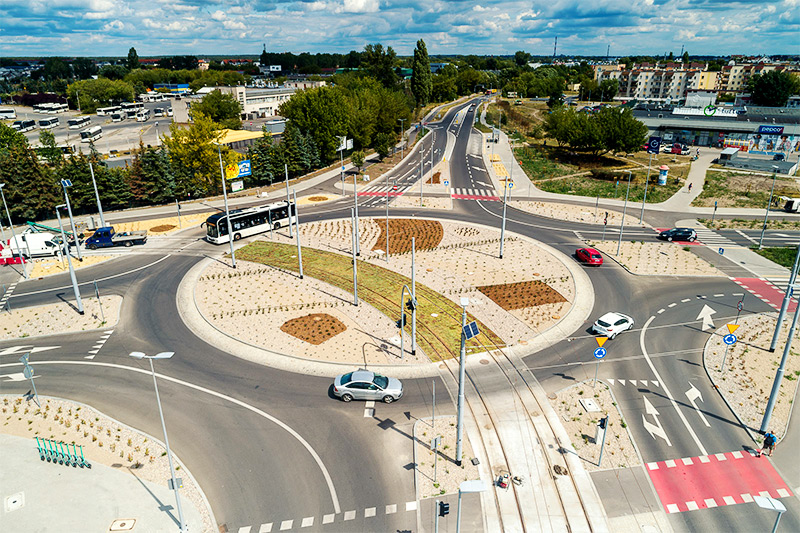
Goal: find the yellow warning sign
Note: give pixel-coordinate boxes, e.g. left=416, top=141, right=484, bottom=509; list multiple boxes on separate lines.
left=726, top=324, right=740, bottom=334
left=596, top=337, right=608, bottom=348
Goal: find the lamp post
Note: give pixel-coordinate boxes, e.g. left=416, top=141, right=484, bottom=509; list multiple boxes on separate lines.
left=769, top=243, right=800, bottom=352
left=88, top=162, right=106, bottom=228
left=616, top=170, right=632, bottom=256
left=129, top=351, right=186, bottom=533
left=398, top=118, right=406, bottom=159
left=758, top=166, right=780, bottom=250
left=284, top=164, right=292, bottom=239
left=0, top=183, right=28, bottom=279
left=60, top=179, right=82, bottom=261
left=456, top=480, right=487, bottom=533
left=215, top=143, right=236, bottom=268
left=455, top=297, right=469, bottom=466
left=56, top=204, right=83, bottom=314
left=499, top=158, right=512, bottom=259
left=398, top=284, right=416, bottom=360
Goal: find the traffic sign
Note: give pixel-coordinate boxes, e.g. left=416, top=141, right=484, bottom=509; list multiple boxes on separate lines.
left=723, top=333, right=737, bottom=345
left=596, top=337, right=608, bottom=348
left=61, top=179, right=72, bottom=187
left=444, top=180, right=449, bottom=186
left=237, top=160, right=252, bottom=177
left=594, top=347, right=607, bottom=359
left=647, top=136, right=662, bottom=154
left=718, top=247, right=724, bottom=255
left=726, top=324, right=740, bottom=334
left=392, top=185, right=399, bottom=191
left=508, top=181, right=514, bottom=189
left=737, top=300, right=743, bottom=312
left=463, top=321, right=480, bottom=340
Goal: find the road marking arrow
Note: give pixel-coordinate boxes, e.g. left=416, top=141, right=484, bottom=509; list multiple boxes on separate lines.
left=696, top=304, right=717, bottom=331
left=726, top=324, right=740, bottom=334
left=685, top=383, right=711, bottom=427
left=642, top=396, right=672, bottom=446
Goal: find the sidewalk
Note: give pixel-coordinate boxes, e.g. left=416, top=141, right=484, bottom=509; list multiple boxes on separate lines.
left=0, top=433, right=207, bottom=532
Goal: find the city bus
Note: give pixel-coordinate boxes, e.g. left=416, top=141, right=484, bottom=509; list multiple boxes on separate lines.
left=11, top=119, right=36, bottom=132
left=38, top=117, right=60, bottom=129
left=136, top=108, right=151, bottom=122
left=68, top=116, right=91, bottom=129
left=50, top=103, right=68, bottom=114
left=121, top=102, right=145, bottom=112
left=97, top=106, right=121, bottom=116
left=80, top=125, right=103, bottom=143
left=204, top=201, right=296, bottom=244
left=0, top=109, right=17, bottom=120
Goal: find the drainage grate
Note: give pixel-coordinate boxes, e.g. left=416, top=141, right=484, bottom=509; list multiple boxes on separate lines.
left=4, top=492, right=24, bottom=513
left=109, top=518, right=137, bottom=531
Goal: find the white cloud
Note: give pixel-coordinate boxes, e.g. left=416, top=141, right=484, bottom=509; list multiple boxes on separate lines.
left=102, top=19, right=125, bottom=31
left=340, top=0, right=379, bottom=14
left=223, top=20, right=247, bottom=30
left=212, top=10, right=226, bottom=21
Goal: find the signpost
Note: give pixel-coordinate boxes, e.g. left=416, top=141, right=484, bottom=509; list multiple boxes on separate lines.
left=431, top=436, right=442, bottom=483
left=18, top=352, right=40, bottom=407
left=721, top=324, right=739, bottom=371
left=593, top=337, right=608, bottom=387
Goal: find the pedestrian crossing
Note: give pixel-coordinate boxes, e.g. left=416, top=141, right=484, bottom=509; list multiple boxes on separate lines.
left=0, top=282, right=17, bottom=312
left=692, top=227, right=738, bottom=248
left=451, top=187, right=499, bottom=201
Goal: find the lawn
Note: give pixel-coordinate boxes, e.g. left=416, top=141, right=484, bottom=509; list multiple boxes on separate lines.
left=692, top=171, right=800, bottom=208
left=535, top=169, right=684, bottom=203
left=753, top=247, right=798, bottom=268
left=236, top=241, right=504, bottom=361
left=699, top=218, right=800, bottom=231
left=514, top=146, right=574, bottom=181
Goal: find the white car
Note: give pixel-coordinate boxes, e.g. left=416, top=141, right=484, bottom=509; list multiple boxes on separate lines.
left=592, top=312, right=634, bottom=339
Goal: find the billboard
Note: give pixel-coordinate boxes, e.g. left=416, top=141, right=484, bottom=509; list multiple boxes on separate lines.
left=270, top=65, right=281, bottom=72
left=723, top=132, right=799, bottom=155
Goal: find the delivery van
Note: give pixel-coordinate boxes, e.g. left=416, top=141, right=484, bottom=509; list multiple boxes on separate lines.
left=4, top=232, right=65, bottom=258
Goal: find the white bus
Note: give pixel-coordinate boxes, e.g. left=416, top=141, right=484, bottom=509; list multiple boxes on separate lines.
left=0, top=109, right=17, bottom=120
left=111, top=112, right=125, bottom=122
left=97, top=106, right=121, bottom=116
left=136, top=109, right=151, bottom=122
left=80, top=125, right=103, bottom=143
left=50, top=103, right=68, bottom=114
left=11, top=120, right=36, bottom=132
left=38, top=117, right=60, bottom=129
left=121, top=102, right=145, bottom=112
left=68, top=116, right=91, bottom=129
left=204, top=201, right=297, bottom=244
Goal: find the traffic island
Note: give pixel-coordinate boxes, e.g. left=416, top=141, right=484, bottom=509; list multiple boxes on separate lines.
left=0, top=295, right=121, bottom=339
left=508, top=200, right=648, bottom=227
left=589, top=240, right=725, bottom=276
left=704, top=313, right=800, bottom=443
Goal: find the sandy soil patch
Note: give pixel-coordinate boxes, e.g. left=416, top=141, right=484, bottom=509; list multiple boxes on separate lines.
left=280, top=313, right=346, bottom=345
left=196, top=219, right=575, bottom=363
left=414, top=415, right=480, bottom=498
left=509, top=201, right=648, bottom=227
left=28, top=254, right=118, bottom=278
left=0, top=295, right=121, bottom=339
left=705, top=313, right=800, bottom=443
left=548, top=381, right=640, bottom=472
left=590, top=240, right=725, bottom=276
left=1, top=395, right=213, bottom=533
left=114, top=213, right=208, bottom=235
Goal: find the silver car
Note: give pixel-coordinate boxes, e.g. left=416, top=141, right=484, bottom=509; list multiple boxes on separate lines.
left=333, top=370, right=403, bottom=403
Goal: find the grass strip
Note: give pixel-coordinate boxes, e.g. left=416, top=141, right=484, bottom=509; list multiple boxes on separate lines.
left=236, top=241, right=504, bottom=360
left=752, top=246, right=798, bottom=269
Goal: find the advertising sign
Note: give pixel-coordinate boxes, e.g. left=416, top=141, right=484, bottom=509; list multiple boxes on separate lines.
left=238, top=160, right=252, bottom=177
left=758, top=125, right=785, bottom=135
left=231, top=180, right=244, bottom=193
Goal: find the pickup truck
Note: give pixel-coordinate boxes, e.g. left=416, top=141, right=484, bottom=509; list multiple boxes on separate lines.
left=85, top=227, right=147, bottom=249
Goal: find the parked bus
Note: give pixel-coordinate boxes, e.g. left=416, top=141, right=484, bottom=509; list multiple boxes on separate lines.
left=125, top=109, right=138, bottom=119
left=68, top=116, right=91, bottom=129
left=111, top=112, right=125, bottom=122
left=121, top=102, right=145, bottom=112
left=204, top=201, right=296, bottom=244
left=38, top=117, right=60, bottom=130
left=97, top=106, right=121, bottom=116
left=50, top=103, right=68, bottom=114
left=136, top=109, right=151, bottom=122
left=11, top=120, right=36, bottom=132
left=80, top=125, right=103, bottom=143
left=0, top=109, right=17, bottom=120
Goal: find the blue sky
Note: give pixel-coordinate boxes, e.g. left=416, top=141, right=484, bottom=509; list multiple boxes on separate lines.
left=1, top=0, right=798, bottom=57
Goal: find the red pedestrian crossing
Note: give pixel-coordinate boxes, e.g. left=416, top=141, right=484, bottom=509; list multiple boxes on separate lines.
left=647, top=451, right=792, bottom=513
left=451, top=193, right=500, bottom=201
left=731, top=277, right=796, bottom=312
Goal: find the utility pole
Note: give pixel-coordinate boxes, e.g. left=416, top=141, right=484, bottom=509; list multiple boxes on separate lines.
left=88, top=162, right=106, bottom=228
left=217, top=145, right=236, bottom=268
left=761, top=286, right=800, bottom=433
left=285, top=164, right=292, bottom=238
left=56, top=205, right=83, bottom=314
left=758, top=166, right=780, bottom=249
left=292, top=189, right=303, bottom=279
left=640, top=152, right=653, bottom=223
left=770, top=243, right=800, bottom=352
left=499, top=164, right=510, bottom=259
left=354, top=161, right=360, bottom=256
left=351, top=208, right=358, bottom=306
left=411, top=237, right=417, bottom=355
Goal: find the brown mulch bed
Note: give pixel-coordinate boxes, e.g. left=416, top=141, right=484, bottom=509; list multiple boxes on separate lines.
left=149, top=224, right=176, bottom=233
left=372, top=219, right=444, bottom=254
left=426, top=171, right=441, bottom=184
left=279, top=313, right=346, bottom=345
left=308, top=196, right=328, bottom=202
left=477, top=280, right=567, bottom=310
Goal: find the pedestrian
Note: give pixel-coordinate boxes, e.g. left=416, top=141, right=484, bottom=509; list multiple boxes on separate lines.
left=688, top=183, right=693, bottom=193
left=758, top=431, right=777, bottom=457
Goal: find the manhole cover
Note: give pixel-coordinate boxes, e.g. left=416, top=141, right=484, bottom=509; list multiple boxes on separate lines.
left=547, top=392, right=557, bottom=400
left=5, top=492, right=24, bottom=512
left=109, top=519, right=137, bottom=531
left=480, top=359, right=490, bottom=365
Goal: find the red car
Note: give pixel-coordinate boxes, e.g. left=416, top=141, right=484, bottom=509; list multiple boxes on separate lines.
left=576, top=247, right=603, bottom=266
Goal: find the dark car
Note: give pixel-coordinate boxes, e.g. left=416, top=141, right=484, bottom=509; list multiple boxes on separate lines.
left=658, top=228, right=697, bottom=242
left=773, top=153, right=785, bottom=161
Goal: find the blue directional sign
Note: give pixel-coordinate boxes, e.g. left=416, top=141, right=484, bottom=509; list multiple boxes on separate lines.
left=463, top=321, right=480, bottom=340
left=594, top=347, right=607, bottom=359
left=723, top=334, right=737, bottom=345
left=61, top=179, right=72, bottom=187
left=237, top=160, right=252, bottom=177
left=508, top=181, right=514, bottom=189
left=718, top=247, right=724, bottom=255
left=647, top=136, right=662, bottom=154
left=444, top=180, right=450, bottom=186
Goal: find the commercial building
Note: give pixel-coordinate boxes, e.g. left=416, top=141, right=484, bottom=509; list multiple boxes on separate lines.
left=153, top=84, right=191, bottom=95
left=172, top=86, right=296, bottom=122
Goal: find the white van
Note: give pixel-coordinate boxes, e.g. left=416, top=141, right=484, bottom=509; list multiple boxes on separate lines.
left=4, top=232, right=65, bottom=258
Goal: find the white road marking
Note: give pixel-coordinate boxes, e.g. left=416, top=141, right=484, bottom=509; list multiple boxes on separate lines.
left=607, top=379, right=615, bottom=385
left=4, top=360, right=343, bottom=513
left=365, top=400, right=375, bottom=407
left=699, top=455, right=710, bottom=463
left=732, top=451, right=744, bottom=459
left=685, top=382, right=711, bottom=427
left=665, top=459, right=677, bottom=468
left=364, top=408, right=374, bottom=417
left=778, top=488, right=791, bottom=497
left=667, top=504, right=680, bottom=513
left=647, top=462, right=659, bottom=470
left=344, top=510, right=356, bottom=521
left=642, top=396, right=672, bottom=447
left=686, top=501, right=699, bottom=511
left=385, top=504, right=397, bottom=514
left=713, top=294, right=724, bottom=298
left=406, top=501, right=417, bottom=511
left=759, top=491, right=771, bottom=497
left=279, top=520, right=293, bottom=531
left=705, top=498, right=718, bottom=508
left=365, top=507, right=376, bottom=517
left=668, top=303, right=677, bottom=308
left=682, top=457, right=694, bottom=465
left=741, top=493, right=754, bottom=503
left=723, top=496, right=736, bottom=505
left=715, top=453, right=726, bottom=461
left=259, top=524, right=273, bottom=533
left=301, top=517, right=314, bottom=527
left=681, top=298, right=691, bottom=303
left=630, top=380, right=637, bottom=386
left=658, top=309, right=665, bottom=314
left=696, top=304, right=717, bottom=331
left=640, top=316, right=708, bottom=456
left=322, top=514, right=334, bottom=524
left=238, top=527, right=251, bottom=533
left=735, top=229, right=757, bottom=244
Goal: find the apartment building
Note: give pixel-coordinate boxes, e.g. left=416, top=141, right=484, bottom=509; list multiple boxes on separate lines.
left=596, top=63, right=717, bottom=102
left=715, top=62, right=800, bottom=93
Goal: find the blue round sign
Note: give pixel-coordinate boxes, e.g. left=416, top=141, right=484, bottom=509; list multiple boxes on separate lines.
left=723, top=334, right=737, bottom=346
left=594, top=347, right=607, bottom=359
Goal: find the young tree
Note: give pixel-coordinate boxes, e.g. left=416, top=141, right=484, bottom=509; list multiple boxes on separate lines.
left=191, top=90, right=242, bottom=129
left=748, top=71, right=800, bottom=107
left=127, top=47, right=139, bottom=71
left=411, top=39, right=432, bottom=107
left=37, top=130, right=63, bottom=168
left=373, top=132, right=394, bottom=159
left=351, top=150, right=366, bottom=175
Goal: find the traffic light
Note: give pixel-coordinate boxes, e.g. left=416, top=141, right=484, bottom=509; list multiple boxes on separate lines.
left=396, top=313, right=407, bottom=329
left=599, top=416, right=608, bottom=430
left=438, top=501, right=450, bottom=517
left=405, top=298, right=416, bottom=312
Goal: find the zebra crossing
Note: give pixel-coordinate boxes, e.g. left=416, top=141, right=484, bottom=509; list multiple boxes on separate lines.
left=692, top=227, right=739, bottom=248
left=451, top=187, right=499, bottom=201
left=0, top=282, right=17, bottom=312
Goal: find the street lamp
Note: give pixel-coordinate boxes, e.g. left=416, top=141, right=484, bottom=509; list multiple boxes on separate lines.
left=55, top=204, right=84, bottom=314
left=129, top=351, right=186, bottom=533
left=455, top=296, right=469, bottom=466
left=214, top=142, right=236, bottom=268
left=456, top=480, right=487, bottom=533
left=616, top=170, right=632, bottom=256
left=753, top=495, right=786, bottom=533
left=758, top=166, right=780, bottom=250
left=0, top=183, right=28, bottom=279
left=60, top=179, right=82, bottom=261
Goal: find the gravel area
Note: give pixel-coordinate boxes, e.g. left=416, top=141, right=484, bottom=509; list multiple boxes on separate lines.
left=0, top=395, right=214, bottom=533
left=0, top=295, right=121, bottom=340
left=195, top=219, right=575, bottom=364
left=509, top=200, right=649, bottom=227
left=414, top=415, right=480, bottom=498
left=548, top=380, right=640, bottom=472
left=28, top=254, right=118, bottom=279
left=589, top=240, right=725, bottom=277
left=705, top=313, right=800, bottom=443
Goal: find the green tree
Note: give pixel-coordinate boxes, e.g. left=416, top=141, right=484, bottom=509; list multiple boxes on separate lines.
left=279, top=86, right=350, bottom=162
left=191, top=90, right=242, bottom=129
left=127, top=143, right=176, bottom=204
left=127, top=47, right=139, bottom=71
left=42, top=58, right=70, bottom=80
left=351, top=150, right=365, bottom=174
left=598, top=79, right=619, bottom=102
left=37, top=130, right=63, bottom=167
left=0, top=144, right=59, bottom=222
left=99, top=65, right=129, bottom=80
left=748, top=71, right=800, bottom=107
left=514, top=51, right=531, bottom=67
left=547, top=85, right=564, bottom=109
left=249, top=134, right=282, bottom=185
left=71, top=58, right=97, bottom=80
left=67, top=78, right=135, bottom=113
left=682, top=51, right=689, bottom=64
left=373, top=132, right=394, bottom=159
left=361, top=44, right=398, bottom=88
left=0, top=123, right=29, bottom=151
left=411, top=39, right=432, bottom=107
